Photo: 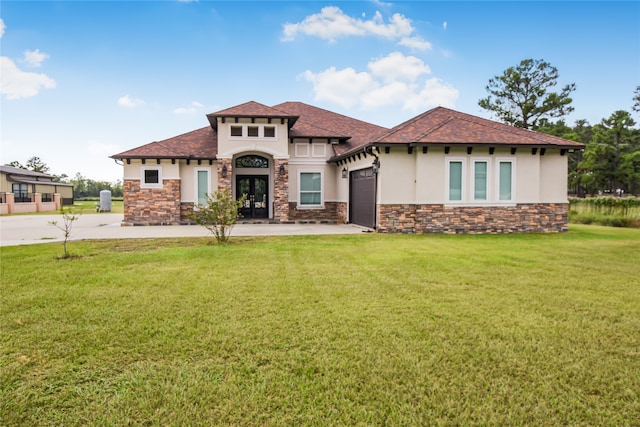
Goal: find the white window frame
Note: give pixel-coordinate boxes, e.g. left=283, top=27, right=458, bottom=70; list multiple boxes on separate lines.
left=495, top=158, right=516, bottom=202
left=298, top=170, right=324, bottom=209
left=473, top=158, right=491, bottom=202
left=194, top=167, right=211, bottom=205
left=446, top=158, right=466, bottom=203
left=140, top=166, right=162, bottom=189
left=228, top=124, right=278, bottom=140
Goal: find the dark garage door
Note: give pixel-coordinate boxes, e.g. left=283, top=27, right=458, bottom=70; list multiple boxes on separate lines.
left=349, top=168, right=376, bottom=229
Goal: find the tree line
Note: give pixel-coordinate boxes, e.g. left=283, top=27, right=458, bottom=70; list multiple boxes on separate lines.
left=479, top=58, right=640, bottom=197
left=5, top=158, right=123, bottom=199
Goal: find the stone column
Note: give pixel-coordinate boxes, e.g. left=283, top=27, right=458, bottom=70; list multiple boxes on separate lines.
left=217, top=158, right=232, bottom=191
left=54, top=193, right=61, bottom=211
left=273, top=159, right=289, bottom=222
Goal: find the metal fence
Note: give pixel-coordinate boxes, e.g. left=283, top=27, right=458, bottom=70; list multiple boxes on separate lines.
left=14, top=191, right=32, bottom=203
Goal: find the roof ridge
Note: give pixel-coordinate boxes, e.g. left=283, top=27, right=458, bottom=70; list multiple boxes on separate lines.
left=372, top=107, right=440, bottom=143
left=275, top=101, right=387, bottom=129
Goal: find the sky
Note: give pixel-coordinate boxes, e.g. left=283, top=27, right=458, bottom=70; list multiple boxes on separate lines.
left=1, top=1, right=639, bottom=182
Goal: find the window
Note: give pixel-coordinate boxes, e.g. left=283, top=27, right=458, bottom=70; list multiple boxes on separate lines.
left=144, top=169, right=159, bottom=184
left=299, top=172, right=322, bottom=206
left=474, top=161, right=487, bottom=201
left=235, top=155, right=268, bottom=168
left=230, top=126, right=243, bottom=137
left=141, top=167, right=162, bottom=188
left=228, top=124, right=277, bottom=139
left=499, top=161, right=513, bottom=201
left=264, top=126, right=275, bottom=138
left=448, top=161, right=463, bottom=201
left=196, top=170, right=209, bottom=205
left=247, top=126, right=259, bottom=137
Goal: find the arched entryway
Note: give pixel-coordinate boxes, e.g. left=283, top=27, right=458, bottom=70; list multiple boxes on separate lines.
left=234, top=154, right=270, bottom=219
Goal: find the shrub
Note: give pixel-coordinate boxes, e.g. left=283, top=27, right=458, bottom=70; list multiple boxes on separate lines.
left=188, top=189, right=246, bottom=244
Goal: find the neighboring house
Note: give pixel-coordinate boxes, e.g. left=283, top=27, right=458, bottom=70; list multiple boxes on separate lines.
left=111, top=101, right=584, bottom=233
left=0, top=165, right=74, bottom=214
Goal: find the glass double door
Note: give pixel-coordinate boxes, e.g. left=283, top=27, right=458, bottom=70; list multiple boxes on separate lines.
left=236, top=175, right=268, bottom=219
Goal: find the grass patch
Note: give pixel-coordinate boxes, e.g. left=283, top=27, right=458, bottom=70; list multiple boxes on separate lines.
left=1, top=225, right=639, bottom=425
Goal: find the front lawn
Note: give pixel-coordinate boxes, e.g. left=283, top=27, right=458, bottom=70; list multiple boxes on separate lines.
left=1, top=225, right=639, bottom=425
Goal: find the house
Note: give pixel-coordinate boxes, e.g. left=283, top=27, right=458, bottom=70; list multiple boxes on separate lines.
left=0, top=165, right=73, bottom=214
left=110, top=101, right=583, bottom=233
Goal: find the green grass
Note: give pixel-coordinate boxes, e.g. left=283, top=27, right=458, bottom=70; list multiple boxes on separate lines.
left=2, top=226, right=639, bottom=425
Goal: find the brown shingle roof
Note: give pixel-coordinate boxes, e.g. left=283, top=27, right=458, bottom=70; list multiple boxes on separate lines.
left=274, top=102, right=389, bottom=156
left=206, top=101, right=299, bottom=128
left=374, top=107, right=584, bottom=148
left=111, top=126, right=217, bottom=159
left=111, top=103, right=583, bottom=161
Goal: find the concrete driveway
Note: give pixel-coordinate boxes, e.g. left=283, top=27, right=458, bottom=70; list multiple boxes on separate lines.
left=0, top=214, right=369, bottom=247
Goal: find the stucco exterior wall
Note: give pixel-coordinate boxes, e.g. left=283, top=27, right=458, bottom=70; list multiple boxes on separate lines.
left=179, top=161, right=216, bottom=203
left=540, top=152, right=569, bottom=202
left=217, top=118, right=290, bottom=159
left=376, top=147, right=569, bottom=206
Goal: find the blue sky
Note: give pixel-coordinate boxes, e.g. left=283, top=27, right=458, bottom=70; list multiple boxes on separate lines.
left=1, top=1, right=638, bottom=182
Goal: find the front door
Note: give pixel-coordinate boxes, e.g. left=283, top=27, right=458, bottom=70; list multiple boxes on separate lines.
left=237, top=175, right=268, bottom=219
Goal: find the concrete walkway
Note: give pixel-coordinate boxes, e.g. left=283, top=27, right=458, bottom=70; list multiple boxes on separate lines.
left=0, top=214, right=370, bottom=247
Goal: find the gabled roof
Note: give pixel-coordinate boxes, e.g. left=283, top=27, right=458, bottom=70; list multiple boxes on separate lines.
left=206, top=101, right=299, bottom=129
left=0, top=165, right=54, bottom=178
left=111, top=126, right=217, bottom=159
left=374, top=107, right=584, bottom=148
left=274, top=102, right=388, bottom=157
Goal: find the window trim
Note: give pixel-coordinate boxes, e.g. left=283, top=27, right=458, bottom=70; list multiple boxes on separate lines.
left=311, top=143, right=327, bottom=158
left=473, top=159, right=490, bottom=201
left=446, top=158, right=466, bottom=202
left=141, top=166, right=162, bottom=189
left=298, top=170, right=324, bottom=209
left=194, top=167, right=211, bottom=205
left=295, top=143, right=309, bottom=158
left=228, top=123, right=278, bottom=139
left=496, top=158, right=516, bottom=202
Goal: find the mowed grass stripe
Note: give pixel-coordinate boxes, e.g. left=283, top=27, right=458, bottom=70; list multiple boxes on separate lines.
left=1, top=225, right=639, bottom=425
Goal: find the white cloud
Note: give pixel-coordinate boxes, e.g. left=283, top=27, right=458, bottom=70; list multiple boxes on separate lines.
left=23, top=49, right=50, bottom=68
left=301, top=52, right=458, bottom=112
left=398, top=36, right=432, bottom=51
left=301, top=67, right=377, bottom=108
left=368, top=52, right=431, bottom=83
left=174, top=101, right=203, bottom=115
left=282, top=6, right=414, bottom=43
left=0, top=56, right=56, bottom=100
left=443, top=21, right=448, bottom=30
left=0, top=19, right=5, bottom=38
left=404, top=78, right=459, bottom=111
left=118, top=94, right=145, bottom=108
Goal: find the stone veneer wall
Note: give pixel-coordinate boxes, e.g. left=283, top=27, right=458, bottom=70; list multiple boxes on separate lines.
left=273, top=159, right=289, bottom=222
left=180, top=202, right=195, bottom=223
left=217, top=159, right=232, bottom=191
left=288, top=202, right=347, bottom=223
left=123, top=179, right=181, bottom=225
left=377, top=203, right=568, bottom=234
